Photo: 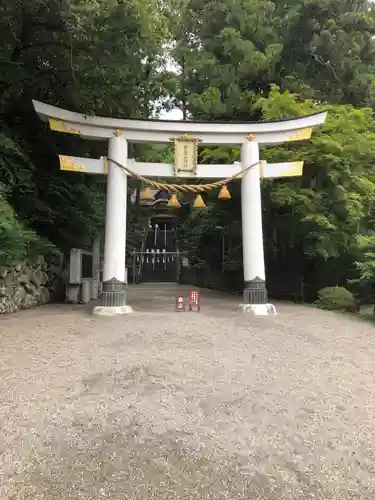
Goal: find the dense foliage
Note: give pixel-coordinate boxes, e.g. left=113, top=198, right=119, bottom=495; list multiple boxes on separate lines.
left=178, top=88, right=375, bottom=297
left=171, top=0, right=375, bottom=300
left=1, top=0, right=375, bottom=301
left=0, top=0, right=168, bottom=263
left=170, top=0, right=375, bottom=118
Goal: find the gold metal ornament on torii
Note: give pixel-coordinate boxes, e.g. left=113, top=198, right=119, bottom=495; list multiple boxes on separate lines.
left=170, top=134, right=201, bottom=176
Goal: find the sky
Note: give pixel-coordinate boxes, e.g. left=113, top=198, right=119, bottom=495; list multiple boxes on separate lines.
left=159, top=107, right=184, bottom=120
left=155, top=54, right=184, bottom=120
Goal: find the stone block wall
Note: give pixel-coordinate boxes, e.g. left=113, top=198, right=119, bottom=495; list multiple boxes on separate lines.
left=0, top=255, right=64, bottom=314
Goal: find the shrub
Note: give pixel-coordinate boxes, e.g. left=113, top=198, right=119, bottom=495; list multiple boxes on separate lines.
left=316, top=286, right=357, bottom=312
left=0, top=190, right=38, bottom=266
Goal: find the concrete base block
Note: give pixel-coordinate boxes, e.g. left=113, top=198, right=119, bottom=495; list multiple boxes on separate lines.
left=238, top=303, right=277, bottom=316
left=92, top=305, right=133, bottom=317
left=66, top=284, right=81, bottom=304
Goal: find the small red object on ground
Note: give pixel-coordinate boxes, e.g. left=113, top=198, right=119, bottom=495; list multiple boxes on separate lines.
left=175, top=296, right=186, bottom=312
left=189, top=290, right=201, bottom=312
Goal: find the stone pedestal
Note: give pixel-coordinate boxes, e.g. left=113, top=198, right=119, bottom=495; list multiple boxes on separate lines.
left=243, top=277, right=268, bottom=304
left=238, top=303, right=277, bottom=316
left=93, top=304, right=133, bottom=316
left=97, top=278, right=126, bottom=307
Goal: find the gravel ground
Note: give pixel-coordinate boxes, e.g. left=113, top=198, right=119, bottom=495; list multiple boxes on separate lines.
left=1, top=284, right=375, bottom=499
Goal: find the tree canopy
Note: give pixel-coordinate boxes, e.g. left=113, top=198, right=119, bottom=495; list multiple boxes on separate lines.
left=170, top=0, right=375, bottom=297
left=0, top=0, right=169, bottom=263
left=170, top=0, right=375, bottom=119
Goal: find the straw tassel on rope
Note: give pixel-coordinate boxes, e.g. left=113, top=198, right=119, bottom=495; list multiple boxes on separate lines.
left=167, top=194, right=181, bottom=208
left=218, top=185, right=231, bottom=200
left=193, top=194, right=206, bottom=209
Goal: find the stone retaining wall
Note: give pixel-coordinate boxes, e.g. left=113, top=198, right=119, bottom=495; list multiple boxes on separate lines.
left=0, top=255, right=64, bottom=314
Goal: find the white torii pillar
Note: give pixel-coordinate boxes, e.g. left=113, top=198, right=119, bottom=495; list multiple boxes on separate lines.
left=240, top=137, right=270, bottom=314
left=93, top=133, right=133, bottom=316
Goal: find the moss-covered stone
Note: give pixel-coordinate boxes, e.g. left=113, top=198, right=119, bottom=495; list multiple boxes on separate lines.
left=0, top=255, right=62, bottom=314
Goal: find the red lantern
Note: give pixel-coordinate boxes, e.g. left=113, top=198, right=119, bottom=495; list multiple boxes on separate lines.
left=189, top=290, right=201, bottom=312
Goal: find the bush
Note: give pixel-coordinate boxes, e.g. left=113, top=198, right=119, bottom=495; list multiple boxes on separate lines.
left=0, top=191, right=38, bottom=266
left=316, top=286, right=357, bottom=312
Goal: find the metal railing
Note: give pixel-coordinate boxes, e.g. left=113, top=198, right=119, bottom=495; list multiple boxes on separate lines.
left=130, top=250, right=187, bottom=284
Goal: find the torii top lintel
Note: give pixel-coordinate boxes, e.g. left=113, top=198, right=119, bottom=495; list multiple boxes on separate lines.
left=32, top=100, right=327, bottom=146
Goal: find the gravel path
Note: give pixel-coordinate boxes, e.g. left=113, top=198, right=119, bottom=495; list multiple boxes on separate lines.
left=1, top=284, right=375, bottom=499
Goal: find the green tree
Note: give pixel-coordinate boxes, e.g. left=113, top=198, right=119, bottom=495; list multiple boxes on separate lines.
left=277, top=0, right=375, bottom=106
left=353, top=233, right=375, bottom=301
left=0, top=0, right=169, bottom=260
left=178, top=86, right=375, bottom=297
left=169, top=0, right=375, bottom=119
left=258, top=87, right=375, bottom=262
left=166, top=0, right=375, bottom=298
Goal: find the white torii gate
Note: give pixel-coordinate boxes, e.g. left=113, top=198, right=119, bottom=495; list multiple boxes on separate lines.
left=32, top=100, right=327, bottom=316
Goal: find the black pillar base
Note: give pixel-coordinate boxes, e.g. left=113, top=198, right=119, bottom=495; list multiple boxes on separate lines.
left=99, top=278, right=127, bottom=307
left=244, top=277, right=268, bottom=304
